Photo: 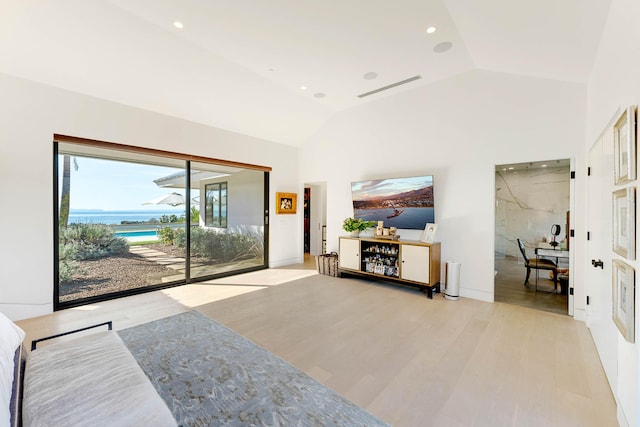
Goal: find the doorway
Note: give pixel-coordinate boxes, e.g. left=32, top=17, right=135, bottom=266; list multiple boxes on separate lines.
left=494, top=159, right=571, bottom=315
left=303, top=182, right=327, bottom=258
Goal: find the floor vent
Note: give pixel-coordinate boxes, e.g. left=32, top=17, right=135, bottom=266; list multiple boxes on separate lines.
left=357, top=75, right=422, bottom=98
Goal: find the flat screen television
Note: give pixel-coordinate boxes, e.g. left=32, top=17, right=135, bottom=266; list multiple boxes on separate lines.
left=351, top=175, right=434, bottom=230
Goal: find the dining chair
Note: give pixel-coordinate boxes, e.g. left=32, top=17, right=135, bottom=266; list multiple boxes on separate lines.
left=516, top=238, right=558, bottom=291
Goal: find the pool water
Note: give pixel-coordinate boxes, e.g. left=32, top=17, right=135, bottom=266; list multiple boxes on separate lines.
left=115, top=230, right=157, bottom=238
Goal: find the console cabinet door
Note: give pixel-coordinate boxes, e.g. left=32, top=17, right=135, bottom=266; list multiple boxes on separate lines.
left=400, top=244, right=430, bottom=284
left=339, top=238, right=360, bottom=271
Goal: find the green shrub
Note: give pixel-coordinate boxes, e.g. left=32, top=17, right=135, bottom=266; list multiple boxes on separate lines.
left=158, top=226, right=175, bottom=244
left=175, top=227, right=261, bottom=262
left=58, top=242, right=79, bottom=281
left=174, top=228, right=186, bottom=247
left=59, top=223, right=129, bottom=260
left=190, top=206, right=200, bottom=223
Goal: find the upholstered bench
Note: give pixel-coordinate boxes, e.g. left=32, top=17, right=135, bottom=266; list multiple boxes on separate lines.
left=2, top=313, right=177, bottom=427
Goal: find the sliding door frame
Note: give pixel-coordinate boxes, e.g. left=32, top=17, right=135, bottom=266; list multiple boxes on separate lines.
left=53, top=135, right=271, bottom=310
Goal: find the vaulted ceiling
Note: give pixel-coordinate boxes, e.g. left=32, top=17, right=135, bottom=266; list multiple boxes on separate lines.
left=0, top=0, right=611, bottom=145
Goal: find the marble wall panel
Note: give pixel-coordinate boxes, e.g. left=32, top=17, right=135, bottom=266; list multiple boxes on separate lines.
left=495, top=166, right=570, bottom=258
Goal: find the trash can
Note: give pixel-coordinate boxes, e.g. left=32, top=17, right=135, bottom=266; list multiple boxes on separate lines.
left=445, top=261, right=461, bottom=301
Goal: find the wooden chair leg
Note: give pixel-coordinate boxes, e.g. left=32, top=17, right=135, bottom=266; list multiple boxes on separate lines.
left=525, top=268, right=531, bottom=285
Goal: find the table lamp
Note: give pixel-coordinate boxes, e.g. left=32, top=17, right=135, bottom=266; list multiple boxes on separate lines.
left=550, top=224, right=561, bottom=248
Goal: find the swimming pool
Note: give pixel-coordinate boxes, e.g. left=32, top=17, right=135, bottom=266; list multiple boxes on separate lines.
left=115, top=230, right=157, bottom=238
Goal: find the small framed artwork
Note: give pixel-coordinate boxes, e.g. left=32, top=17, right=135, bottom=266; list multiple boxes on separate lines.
left=612, top=259, right=635, bottom=343
left=276, top=192, right=297, bottom=214
left=421, top=223, right=438, bottom=243
left=612, top=187, right=636, bottom=259
left=613, top=106, right=637, bottom=185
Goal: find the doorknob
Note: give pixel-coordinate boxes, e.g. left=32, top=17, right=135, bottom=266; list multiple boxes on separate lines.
left=591, top=259, right=604, bottom=269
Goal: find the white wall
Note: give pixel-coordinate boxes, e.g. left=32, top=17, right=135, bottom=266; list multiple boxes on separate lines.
left=587, top=0, right=640, bottom=425
left=0, top=73, right=302, bottom=321
left=200, top=170, right=264, bottom=231
left=300, top=69, right=587, bottom=305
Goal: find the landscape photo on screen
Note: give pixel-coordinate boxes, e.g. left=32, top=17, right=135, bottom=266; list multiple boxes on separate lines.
left=351, top=175, right=434, bottom=229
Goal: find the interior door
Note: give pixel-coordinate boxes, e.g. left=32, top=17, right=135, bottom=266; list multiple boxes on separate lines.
left=308, top=184, right=324, bottom=256
left=586, top=130, right=618, bottom=391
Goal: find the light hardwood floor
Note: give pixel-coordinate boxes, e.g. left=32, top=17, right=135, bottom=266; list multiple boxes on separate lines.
left=17, top=257, right=616, bottom=427
left=495, top=255, right=568, bottom=316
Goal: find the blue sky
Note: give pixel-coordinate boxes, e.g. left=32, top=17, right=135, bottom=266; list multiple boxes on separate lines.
left=59, top=155, right=186, bottom=211
left=351, top=175, right=433, bottom=201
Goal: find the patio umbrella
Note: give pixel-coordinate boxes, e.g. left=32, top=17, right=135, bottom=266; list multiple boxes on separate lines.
left=142, top=192, right=185, bottom=207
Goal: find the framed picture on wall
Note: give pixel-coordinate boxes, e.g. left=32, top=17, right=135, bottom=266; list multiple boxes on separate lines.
left=421, top=223, right=438, bottom=243
left=612, top=259, right=635, bottom=343
left=276, top=192, right=297, bottom=214
left=613, top=106, right=637, bottom=185
left=612, top=187, right=636, bottom=259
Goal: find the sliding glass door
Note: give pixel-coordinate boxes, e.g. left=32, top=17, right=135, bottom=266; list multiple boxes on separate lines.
left=189, top=163, right=266, bottom=280
left=55, top=138, right=269, bottom=309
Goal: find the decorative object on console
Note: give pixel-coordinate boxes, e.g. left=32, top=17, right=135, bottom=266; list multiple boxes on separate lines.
left=421, top=223, right=438, bottom=243
left=374, top=234, right=400, bottom=241
left=342, top=217, right=376, bottom=237
left=276, top=192, right=297, bottom=214
left=612, top=259, right=635, bottom=343
left=613, top=187, right=636, bottom=260
left=613, top=106, right=637, bottom=185
left=351, top=175, right=434, bottom=229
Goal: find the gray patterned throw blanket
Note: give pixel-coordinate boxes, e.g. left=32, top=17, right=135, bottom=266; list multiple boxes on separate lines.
left=118, top=311, right=389, bottom=427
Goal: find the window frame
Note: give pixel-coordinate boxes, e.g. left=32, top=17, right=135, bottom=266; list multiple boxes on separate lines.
left=53, top=134, right=270, bottom=311
left=204, top=182, right=228, bottom=228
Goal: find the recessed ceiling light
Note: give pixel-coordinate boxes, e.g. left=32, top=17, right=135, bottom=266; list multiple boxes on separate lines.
left=508, top=167, right=514, bottom=170
left=363, top=72, right=378, bottom=80
left=313, top=93, right=326, bottom=98
left=426, top=26, right=436, bottom=34
left=173, top=21, right=184, bottom=29
left=434, top=41, right=453, bottom=53
left=300, top=86, right=308, bottom=91
left=541, top=164, right=548, bottom=167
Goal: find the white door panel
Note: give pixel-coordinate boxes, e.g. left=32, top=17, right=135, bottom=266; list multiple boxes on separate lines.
left=309, top=185, right=323, bottom=256
left=587, top=130, right=617, bottom=391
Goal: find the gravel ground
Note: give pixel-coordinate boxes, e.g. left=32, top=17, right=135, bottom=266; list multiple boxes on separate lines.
left=59, top=243, right=187, bottom=302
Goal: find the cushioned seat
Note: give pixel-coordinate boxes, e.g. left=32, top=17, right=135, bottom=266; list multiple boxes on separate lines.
left=22, top=331, right=177, bottom=427
left=517, top=238, right=558, bottom=291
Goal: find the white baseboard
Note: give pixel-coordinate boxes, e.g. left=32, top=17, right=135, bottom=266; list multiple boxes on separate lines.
left=269, top=257, right=304, bottom=268
left=459, top=288, right=493, bottom=303
left=0, top=302, right=52, bottom=321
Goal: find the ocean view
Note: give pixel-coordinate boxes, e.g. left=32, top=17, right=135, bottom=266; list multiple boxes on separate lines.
left=355, top=207, right=434, bottom=230
left=69, top=209, right=186, bottom=225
